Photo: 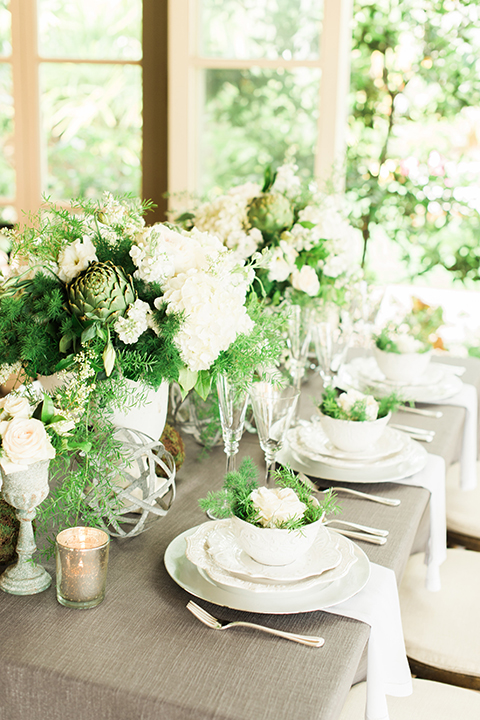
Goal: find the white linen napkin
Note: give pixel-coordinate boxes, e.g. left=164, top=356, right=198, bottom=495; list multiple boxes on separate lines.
left=429, top=383, right=478, bottom=491
left=326, top=562, right=412, bottom=720
left=395, top=453, right=446, bottom=592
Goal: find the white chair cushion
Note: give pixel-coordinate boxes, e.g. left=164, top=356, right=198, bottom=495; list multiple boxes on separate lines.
left=446, top=461, right=480, bottom=537
left=399, top=550, right=480, bottom=677
left=338, top=678, right=480, bottom=720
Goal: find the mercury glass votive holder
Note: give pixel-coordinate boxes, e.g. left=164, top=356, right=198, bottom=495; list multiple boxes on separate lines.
left=56, top=527, right=110, bottom=610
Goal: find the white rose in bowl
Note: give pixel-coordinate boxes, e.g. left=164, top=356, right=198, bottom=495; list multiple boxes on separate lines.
left=291, top=265, right=320, bottom=296
left=0, top=394, right=31, bottom=419
left=337, top=388, right=379, bottom=421
left=393, top=332, right=425, bottom=354
left=250, top=486, right=307, bottom=528
left=1, top=418, right=56, bottom=470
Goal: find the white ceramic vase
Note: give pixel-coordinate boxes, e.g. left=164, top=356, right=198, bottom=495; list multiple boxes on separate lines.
left=0, top=459, right=52, bottom=595
left=231, top=515, right=325, bottom=566
left=109, top=379, right=169, bottom=441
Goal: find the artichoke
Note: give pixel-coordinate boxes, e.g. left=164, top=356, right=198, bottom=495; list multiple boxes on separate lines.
left=67, top=261, right=135, bottom=324
left=247, top=192, right=294, bottom=236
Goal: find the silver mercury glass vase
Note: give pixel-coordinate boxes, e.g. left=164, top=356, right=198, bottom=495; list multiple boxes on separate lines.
left=0, top=459, right=52, bottom=595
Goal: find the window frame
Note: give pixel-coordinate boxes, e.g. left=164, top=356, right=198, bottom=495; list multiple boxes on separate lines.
left=167, top=0, right=353, bottom=198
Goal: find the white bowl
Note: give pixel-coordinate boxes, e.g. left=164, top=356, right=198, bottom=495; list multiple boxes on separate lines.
left=231, top=515, right=326, bottom=566
left=318, top=411, right=391, bottom=453
left=374, top=347, right=431, bottom=384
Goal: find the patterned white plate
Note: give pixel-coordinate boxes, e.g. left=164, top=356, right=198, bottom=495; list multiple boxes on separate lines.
left=205, top=519, right=342, bottom=583
left=338, top=357, right=463, bottom=403
left=165, top=526, right=370, bottom=614
left=289, top=423, right=407, bottom=468
left=185, top=520, right=357, bottom=594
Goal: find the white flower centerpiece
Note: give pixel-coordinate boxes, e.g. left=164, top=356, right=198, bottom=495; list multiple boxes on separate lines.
left=175, top=161, right=364, bottom=308
left=0, top=194, right=282, bottom=542
left=316, top=387, right=400, bottom=453
left=199, top=458, right=338, bottom=566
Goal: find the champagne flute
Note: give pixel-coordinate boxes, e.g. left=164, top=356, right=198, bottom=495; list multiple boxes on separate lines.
left=312, top=305, right=353, bottom=387
left=249, top=382, right=299, bottom=486
left=216, top=374, right=249, bottom=474
left=286, top=304, right=312, bottom=392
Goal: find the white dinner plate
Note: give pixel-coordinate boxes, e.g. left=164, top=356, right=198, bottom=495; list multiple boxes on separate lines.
left=279, top=433, right=428, bottom=483
left=164, top=526, right=370, bottom=614
left=289, top=423, right=407, bottom=469
left=338, top=357, right=463, bottom=403
left=186, top=520, right=345, bottom=588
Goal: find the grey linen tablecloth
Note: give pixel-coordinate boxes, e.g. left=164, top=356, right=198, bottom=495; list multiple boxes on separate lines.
left=0, top=356, right=479, bottom=720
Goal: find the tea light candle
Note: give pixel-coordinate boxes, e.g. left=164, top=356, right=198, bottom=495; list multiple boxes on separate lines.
left=56, top=527, right=110, bottom=609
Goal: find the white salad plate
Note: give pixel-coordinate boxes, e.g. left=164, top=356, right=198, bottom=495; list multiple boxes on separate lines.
left=165, top=525, right=370, bottom=614
left=338, top=357, right=463, bottom=403
left=290, top=423, right=407, bottom=469
left=279, top=431, right=428, bottom=483
left=197, top=519, right=343, bottom=584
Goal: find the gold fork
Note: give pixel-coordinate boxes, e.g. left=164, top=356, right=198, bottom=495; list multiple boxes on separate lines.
left=187, top=601, right=325, bottom=647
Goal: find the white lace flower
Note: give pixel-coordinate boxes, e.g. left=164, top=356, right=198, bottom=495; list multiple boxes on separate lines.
left=114, top=299, right=151, bottom=344
left=267, top=241, right=298, bottom=282
left=58, top=236, right=98, bottom=282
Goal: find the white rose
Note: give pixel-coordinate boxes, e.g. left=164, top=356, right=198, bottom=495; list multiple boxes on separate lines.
left=291, top=265, right=320, bottom=296
left=268, top=243, right=298, bottom=282
left=0, top=394, right=31, bottom=419
left=1, top=417, right=56, bottom=470
left=58, top=236, right=98, bottom=282
left=250, top=486, right=307, bottom=528
left=338, top=388, right=379, bottom=421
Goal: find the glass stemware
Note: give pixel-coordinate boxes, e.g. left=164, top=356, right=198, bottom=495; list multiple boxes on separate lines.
left=312, top=305, right=354, bottom=387
left=216, top=374, right=249, bottom=474
left=249, top=382, right=300, bottom=486
left=286, top=304, right=312, bottom=392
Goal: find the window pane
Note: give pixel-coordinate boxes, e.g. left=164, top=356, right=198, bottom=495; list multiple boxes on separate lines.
left=199, top=0, right=322, bottom=60
left=0, top=63, right=14, bottom=198
left=0, top=0, right=11, bottom=57
left=40, top=63, right=142, bottom=199
left=38, top=0, right=141, bottom=60
left=200, top=67, right=321, bottom=191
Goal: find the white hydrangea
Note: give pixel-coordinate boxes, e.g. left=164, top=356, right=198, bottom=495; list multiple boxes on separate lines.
left=157, top=260, right=254, bottom=372
left=193, top=182, right=262, bottom=260
left=271, top=162, right=302, bottom=200
left=390, top=331, right=425, bottom=354
left=57, top=235, right=98, bottom=282
left=114, top=299, right=151, bottom=344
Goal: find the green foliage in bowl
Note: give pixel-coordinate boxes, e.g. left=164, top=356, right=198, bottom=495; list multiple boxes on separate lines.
left=198, top=457, right=338, bottom=531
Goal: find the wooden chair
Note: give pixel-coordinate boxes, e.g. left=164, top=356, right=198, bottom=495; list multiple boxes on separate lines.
left=399, top=550, right=480, bottom=690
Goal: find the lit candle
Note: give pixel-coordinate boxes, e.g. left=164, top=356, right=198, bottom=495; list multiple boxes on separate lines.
left=56, top=527, right=110, bottom=609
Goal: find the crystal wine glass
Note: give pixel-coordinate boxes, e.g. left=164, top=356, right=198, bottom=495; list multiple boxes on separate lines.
left=216, top=374, right=249, bottom=474
left=286, top=304, right=312, bottom=392
left=249, top=382, right=300, bottom=486
left=312, top=305, right=354, bottom=387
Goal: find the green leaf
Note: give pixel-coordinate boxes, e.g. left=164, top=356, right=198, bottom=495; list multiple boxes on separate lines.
left=194, top=370, right=212, bottom=400
left=178, top=366, right=198, bottom=396
left=59, top=332, right=74, bottom=354
left=40, top=393, right=56, bottom=423
left=54, top=355, right=76, bottom=372
left=66, top=440, right=92, bottom=453
left=299, top=220, right=316, bottom=229
left=81, top=324, right=97, bottom=344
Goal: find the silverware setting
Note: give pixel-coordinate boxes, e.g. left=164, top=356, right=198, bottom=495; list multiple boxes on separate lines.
left=389, top=423, right=435, bottom=442
left=324, top=519, right=388, bottom=537
left=297, top=472, right=401, bottom=506
left=399, top=405, right=443, bottom=419
left=328, top=528, right=387, bottom=545
left=187, top=601, right=325, bottom=647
